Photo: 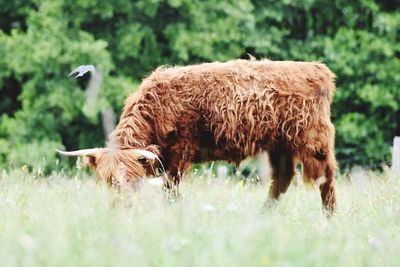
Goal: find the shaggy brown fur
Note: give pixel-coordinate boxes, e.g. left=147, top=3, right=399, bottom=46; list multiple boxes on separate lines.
left=61, top=59, right=338, bottom=213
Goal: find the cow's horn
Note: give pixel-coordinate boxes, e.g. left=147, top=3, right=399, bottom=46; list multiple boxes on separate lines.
left=56, top=148, right=102, bottom=157
left=132, top=149, right=158, bottom=160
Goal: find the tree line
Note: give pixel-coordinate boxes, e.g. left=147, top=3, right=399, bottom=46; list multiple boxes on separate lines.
left=0, top=0, right=399, bottom=171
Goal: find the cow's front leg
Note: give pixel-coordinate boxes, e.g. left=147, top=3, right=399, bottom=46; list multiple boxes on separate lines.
left=163, top=140, right=196, bottom=202
left=163, top=170, right=185, bottom=202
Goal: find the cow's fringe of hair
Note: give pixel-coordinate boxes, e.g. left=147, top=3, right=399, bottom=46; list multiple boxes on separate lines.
left=90, top=148, right=153, bottom=190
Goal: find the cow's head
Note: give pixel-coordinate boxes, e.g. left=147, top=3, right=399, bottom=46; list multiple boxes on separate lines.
left=56, top=146, right=162, bottom=188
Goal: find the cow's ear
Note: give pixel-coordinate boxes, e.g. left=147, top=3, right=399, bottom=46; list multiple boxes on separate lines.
left=86, top=155, right=97, bottom=168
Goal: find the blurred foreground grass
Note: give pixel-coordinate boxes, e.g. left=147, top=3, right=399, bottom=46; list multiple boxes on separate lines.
left=0, top=169, right=400, bottom=267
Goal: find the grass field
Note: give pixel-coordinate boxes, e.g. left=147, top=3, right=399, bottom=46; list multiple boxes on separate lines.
left=0, top=169, right=399, bottom=267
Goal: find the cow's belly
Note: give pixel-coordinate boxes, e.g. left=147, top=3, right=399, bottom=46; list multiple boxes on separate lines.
left=194, top=130, right=269, bottom=165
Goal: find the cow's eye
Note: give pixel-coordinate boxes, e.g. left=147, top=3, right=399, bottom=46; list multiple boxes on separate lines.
left=138, top=157, right=150, bottom=165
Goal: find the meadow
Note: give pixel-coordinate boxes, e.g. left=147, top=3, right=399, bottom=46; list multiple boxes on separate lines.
left=1, top=168, right=399, bottom=267
left=1, top=1, right=398, bottom=266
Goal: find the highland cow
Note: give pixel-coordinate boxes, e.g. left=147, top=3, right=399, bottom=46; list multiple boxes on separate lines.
left=58, top=59, right=337, bottom=213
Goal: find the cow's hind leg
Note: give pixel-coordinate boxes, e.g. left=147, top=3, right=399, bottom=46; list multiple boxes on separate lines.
left=320, top=151, right=337, bottom=215
left=264, top=146, right=296, bottom=208
left=302, top=150, right=337, bottom=215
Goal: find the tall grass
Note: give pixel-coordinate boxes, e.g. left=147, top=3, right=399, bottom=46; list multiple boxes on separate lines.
left=0, top=169, right=399, bottom=267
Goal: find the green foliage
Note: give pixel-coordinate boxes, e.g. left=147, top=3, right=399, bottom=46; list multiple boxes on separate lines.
left=0, top=0, right=399, bottom=170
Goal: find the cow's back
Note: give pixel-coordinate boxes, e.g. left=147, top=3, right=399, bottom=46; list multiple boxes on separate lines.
left=140, top=59, right=335, bottom=157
